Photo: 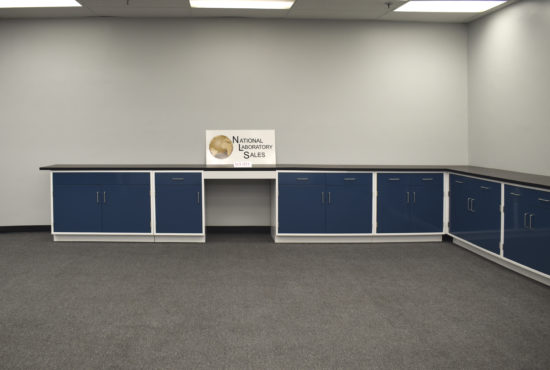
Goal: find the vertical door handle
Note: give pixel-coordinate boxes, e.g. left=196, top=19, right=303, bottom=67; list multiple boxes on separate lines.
left=470, top=198, right=475, bottom=212
left=96, top=191, right=99, bottom=204
left=197, top=192, right=200, bottom=204
left=103, top=191, right=106, bottom=204
left=529, top=213, right=535, bottom=229
left=321, top=192, right=325, bottom=204
left=406, top=192, right=410, bottom=203
left=413, top=192, right=416, bottom=204
left=524, top=212, right=529, bottom=228
left=328, top=192, right=332, bottom=204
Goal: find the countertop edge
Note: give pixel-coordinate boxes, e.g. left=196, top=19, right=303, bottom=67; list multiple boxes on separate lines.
left=39, top=165, right=550, bottom=190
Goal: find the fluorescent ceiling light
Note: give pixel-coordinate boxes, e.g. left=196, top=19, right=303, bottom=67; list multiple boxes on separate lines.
left=190, top=0, right=294, bottom=10
left=395, top=1, right=506, bottom=13
left=0, top=0, right=81, bottom=7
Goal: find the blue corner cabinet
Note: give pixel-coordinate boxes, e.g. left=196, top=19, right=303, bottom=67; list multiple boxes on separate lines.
left=449, top=174, right=501, bottom=254
left=377, top=173, right=443, bottom=233
left=53, top=173, right=151, bottom=233
left=278, top=172, right=372, bottom=234
left=504, top=185, right=550, bottom=275
left=155, top=173, right=203, bottom=234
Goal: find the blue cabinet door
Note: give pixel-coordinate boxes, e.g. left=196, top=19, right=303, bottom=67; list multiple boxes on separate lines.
left=53, top=185, right=102, bottom=232
left=278, top=184, right=325, bottom=233
left=101, top=185, right=151, bottom=233
left=449, top=175, right=471, bottom=237
left=531, top=195, right=550, bottom=275
left=410, top=183, right=443, bottom=232
left=326, top=185, right=372, bottom=233
left=504, top=187, right=536, bottom=270
left=470, top=183, right=501, bottom=254
left=156, top=184, right=202, bottom=233
left=377, top=174, right=411, bottom=233
left=505, top=187, right=550, bottom=275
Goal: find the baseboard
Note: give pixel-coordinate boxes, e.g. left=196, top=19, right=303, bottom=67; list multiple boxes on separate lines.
left=0, top=225, right=51, bottom=233
left=206, top=226, right=270, bottom=234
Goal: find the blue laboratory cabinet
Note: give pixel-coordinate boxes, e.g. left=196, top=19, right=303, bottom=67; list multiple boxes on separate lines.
left=449, top=175, right=501, bottom=254
left=155, top=173, right=203, bottom=234
left=504, top=185, right=550, bottom=275
left=377, top=173, right=443, bottom=233
left=278, top=172, right=372, bottom=234
left=53, top=173, right=151, bottom=233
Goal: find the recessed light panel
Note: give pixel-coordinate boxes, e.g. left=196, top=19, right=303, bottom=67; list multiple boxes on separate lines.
left=395, top=1, right=506, bottom=13
left=190, top=0, right=295, bottom=10
left=0, top=0, right=81, bottom=7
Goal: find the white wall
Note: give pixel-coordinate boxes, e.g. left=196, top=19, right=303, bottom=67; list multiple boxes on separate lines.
left=468, top=0, right=550, bottom=176
left=0, top=18, right=468, bottom=226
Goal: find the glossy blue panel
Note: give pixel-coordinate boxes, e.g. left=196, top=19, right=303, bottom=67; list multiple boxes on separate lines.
left=278, top=173, right=325, bottom=185
left=155, top=172, right=202, bottom=185
left=278, top=184, right=325, bottom=233
left=101, top=185, right=151, bottom=233
left=377, top=174, right=411, bottom=233
left=156, top=184, right=202, bottom=234
left=325, top=173, right=372, bottom=186
left=53, top=172, right=150, bottom=185
left=53, top=185, right=102, bottom=232
left=326, top=184, right=372, bottom=233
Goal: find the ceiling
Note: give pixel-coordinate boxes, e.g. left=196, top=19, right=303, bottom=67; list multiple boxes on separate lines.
left=0, top=0, right=515, bottom=23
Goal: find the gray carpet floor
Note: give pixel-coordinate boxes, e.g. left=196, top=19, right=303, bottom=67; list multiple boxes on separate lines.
left=0, top=232, right=549, bottom=370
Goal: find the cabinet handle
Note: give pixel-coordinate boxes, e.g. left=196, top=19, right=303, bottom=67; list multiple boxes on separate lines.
left=328, top=192, right=332, bottom=204
left=470, top=198, right=475, bottom=212
left=296, top=177, right=309, bottom=181
left=467, top=197, right=471, bottom=211
left=389, top=178, right=400, bottom=181
left=103, top=191, right=106, bottom=204
left=480, top=186, right=490, bottom=190
left=422, top=178, right=433, bottom=181
left=171, top=177, right=185, bottom=181
left=413, top=192, right=416, bottom=203
left=524, top=212, right=529, bottom=228
left=538, top=198, right=550, bottom=203
left=529, top=213, right=535, bottom=229
left=455, top=180, right=464, bottom=184
left=509, top=192, right=521, bottom=196
left=406, top=192, right=410, bottom=203
left=321, top=192, right=324, bottom=204
left=96, top=191, right=99, bottom=204
left=343, top=178, right=356, bottom=181
left=197, top=192, right=200, bottom=204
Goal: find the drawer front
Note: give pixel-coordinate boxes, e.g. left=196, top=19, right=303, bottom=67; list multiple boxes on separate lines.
left=53, top=172, right=150, bottom=185
left=326, top=173, right=372, bottom=186
left=507, top=185, right=550, bottom=207
left=409, top=173, right=443, bottom=186
left=155, top=172, right=202, bottom=185
left=278, top=173, right=325, bottom=185
left=378, top=173, right=411, bottom=185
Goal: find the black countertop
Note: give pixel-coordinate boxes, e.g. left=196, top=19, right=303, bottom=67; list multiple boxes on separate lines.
left=39, top=164, right=550, bottom=190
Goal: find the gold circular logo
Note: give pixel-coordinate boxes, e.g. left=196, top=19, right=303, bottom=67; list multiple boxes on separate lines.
left=209, top=135, right=233, bottom=159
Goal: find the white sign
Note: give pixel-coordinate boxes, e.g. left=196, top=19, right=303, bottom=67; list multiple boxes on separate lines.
left=206, top=130, right=276, bottom=165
